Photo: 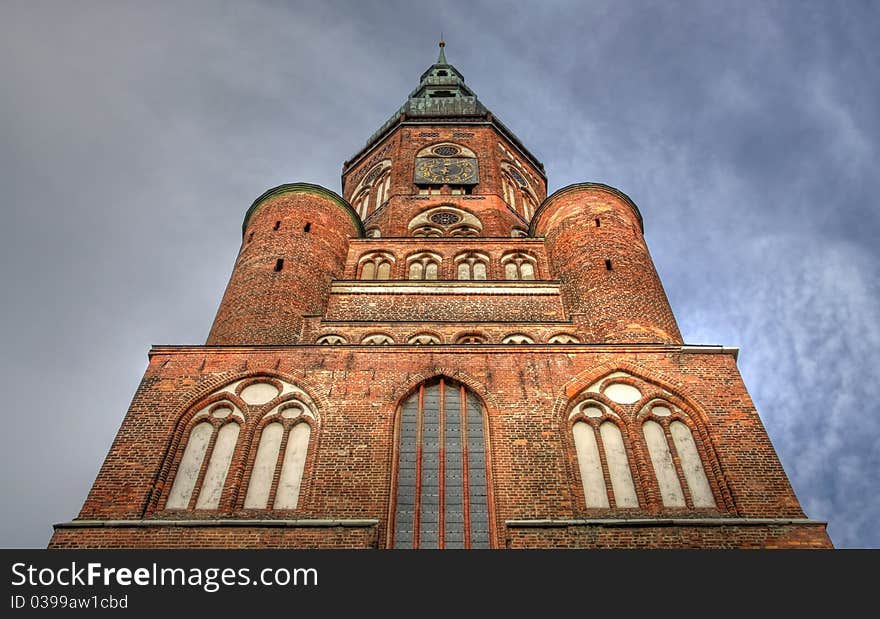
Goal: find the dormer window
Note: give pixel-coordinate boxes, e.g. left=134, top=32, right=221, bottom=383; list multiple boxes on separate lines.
left=429, top=90, right=455, bottom=98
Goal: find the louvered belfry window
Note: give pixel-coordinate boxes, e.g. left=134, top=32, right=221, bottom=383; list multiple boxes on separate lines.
left=392, top=378, right=490, bottom=548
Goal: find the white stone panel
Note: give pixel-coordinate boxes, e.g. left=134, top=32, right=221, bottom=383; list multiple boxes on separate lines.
left=240, top=382, right=280, bottom=406
left=244, top=422, right=283, bottom=509
left=166, top=422, right=213, bottom=509
left=274, top=423, right=311, bottom=509
left=572, top=421, right=609, bottom=508
left=604, top=383, right=642, bottom=404
left=211, top=406, right=232, bottom=419
left=195, top=422, right=240, bottom=509
left=582, top=406, right=604, bottom=418
left=670, top=421, right=716, bottom=508
left=599, top=422, right=639, bottom=508
left=643, top=420, right=685, bottom=507
left=587, top=371, right=629, bottom=392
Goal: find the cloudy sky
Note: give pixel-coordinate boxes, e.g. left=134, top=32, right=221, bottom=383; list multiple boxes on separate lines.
left=1, top=1, right=877, bottom=548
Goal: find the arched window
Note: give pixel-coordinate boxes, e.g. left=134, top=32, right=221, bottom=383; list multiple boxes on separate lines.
left=407, top=252, right=442, bottom=280
left=350, top=160, right=392, bottom=220
left=408, top=333, right=441, bottom=345
left=455, top=333, right=486, bottom=344
left=501, top=252, right=537, bottom=280
left=392, top=378, right=491, bottom=548
left=548, top=333, right=580, bottom=344
left=166, top=404, right=244, bottom=510
left=374, top=169, right=392, bottom=208
left=244, top=401, right=314, bottom=510
left=408, top=206, right=482, bottom=238
left=353, top=190, right=370, bottom=220
left=501, top=333, right=534, bottom=344
left=316, top=334, right=347, bottom=345
left=640, top=402, right=716, bottom=508
left=500, top=162, right=538, bottom=220
left=449, top=226, right=480, bottom=237
left=569, top=401, right=639, bottom=509
left=361, top=333, right=394, bottom=345
left=412, top=225, right=443, bottom=237
left=455, top=252, right=489, bottom=280
left=359, top=252, right=395, bottom=280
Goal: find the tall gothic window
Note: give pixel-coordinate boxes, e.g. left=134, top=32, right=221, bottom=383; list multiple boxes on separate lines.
left=639, top=402, right=716, bottom=508
left=166, top=404, right=244, bottom=510
left=350, top=160, right=392, bottom=220
left=500, top=163, right=538, bottom=220
left=359, top=252, right=395, bottom=280
left=392, top=378, right=491, bottom=548
left=569, top=401, right=639, bottom=509
left=243, top=402, right=313, bottom=510
left=501, top=252, right=537, bottom=280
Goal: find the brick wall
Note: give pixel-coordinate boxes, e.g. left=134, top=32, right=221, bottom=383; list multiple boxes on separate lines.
left=535, top=184, right=683, bottom=343
left=50, top=346, right=831, bottom=549
left=206, top=187, right=360, bottom=345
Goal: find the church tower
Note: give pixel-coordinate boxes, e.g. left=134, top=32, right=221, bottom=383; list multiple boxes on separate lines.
left=50, top=43, right=832, bottom=549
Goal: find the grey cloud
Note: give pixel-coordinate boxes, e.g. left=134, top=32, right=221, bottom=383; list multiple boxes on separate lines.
left=1, top=0, right=877, bottom=547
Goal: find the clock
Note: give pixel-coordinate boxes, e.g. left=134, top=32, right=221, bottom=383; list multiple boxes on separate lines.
left=414, top=157, right=479, bottom=185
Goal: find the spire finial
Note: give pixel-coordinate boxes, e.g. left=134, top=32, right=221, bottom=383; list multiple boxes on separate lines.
left=437, top=35, right=447, bottom=64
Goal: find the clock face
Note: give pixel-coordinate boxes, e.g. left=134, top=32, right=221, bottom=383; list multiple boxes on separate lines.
left=414, top=157, right=478, bottom=185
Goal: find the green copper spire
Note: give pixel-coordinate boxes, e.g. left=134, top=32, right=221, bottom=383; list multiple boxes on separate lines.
left=347, top=42, right=545, bottom=176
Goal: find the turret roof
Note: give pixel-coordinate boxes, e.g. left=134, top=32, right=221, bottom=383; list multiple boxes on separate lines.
left=346, top=42, right=544, bottom=175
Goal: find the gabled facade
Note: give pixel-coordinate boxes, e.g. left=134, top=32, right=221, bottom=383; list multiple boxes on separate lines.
left=50, top=43, right=832, bottom=549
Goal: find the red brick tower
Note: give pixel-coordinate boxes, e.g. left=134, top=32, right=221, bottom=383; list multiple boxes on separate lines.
left=51, top=43, right=832, bottom=549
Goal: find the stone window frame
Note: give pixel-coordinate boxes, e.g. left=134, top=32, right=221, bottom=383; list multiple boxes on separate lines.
left=500, top=251, right=539, bottom=280
left=407, top=332, right=443, bottom=345
left=350, top=159, right=392, bottom=220
left=500, top=161, right=538, bottom=220
left=162, top=400, right=246, bottom=512
left=636, top=400, right=720, bottom=512
left=361, top=332, right=395, bottom=345
left=547, top=333, right=581, bottom=344
left=566, top=399, right=644, bottom=512
left=501, top=333, right=535, bottom=344
left=316, top=334, right=347, bottom=345
left=358, top=251, right=396, bottom=280
left=454, top=251, right=490, bottom=280
left=155, top=377, right=322, bottom=518
left=408, top=205, right=482, bottom=238
left=238, top=400, right=318, bottom=512
left=405, top=251, right=443, bottom=280
left=454, top=332, right=488, bottom=344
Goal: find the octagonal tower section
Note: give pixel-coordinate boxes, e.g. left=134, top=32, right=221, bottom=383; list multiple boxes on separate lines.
left=532, top=183, right=682, bottom=343
left=340, top=43, right=546, bottom=240
left=207, top=183, right=363, bottom=345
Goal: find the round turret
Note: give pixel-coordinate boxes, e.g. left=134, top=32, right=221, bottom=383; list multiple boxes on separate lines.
left=207, top=184, right=362, bottom=345
left=531, top=183, right=682, bottom=343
